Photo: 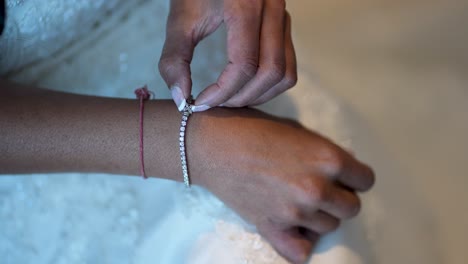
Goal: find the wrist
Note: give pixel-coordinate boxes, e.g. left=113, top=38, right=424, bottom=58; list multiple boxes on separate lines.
left=180, top=107, right=248, bottom=189
left=143, top=100, right=183, bottom=182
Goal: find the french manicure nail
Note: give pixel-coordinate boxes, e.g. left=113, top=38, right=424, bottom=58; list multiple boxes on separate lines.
left=191, top=105, right=211, bottom=112
left=170, top=85, right=186, bottom=111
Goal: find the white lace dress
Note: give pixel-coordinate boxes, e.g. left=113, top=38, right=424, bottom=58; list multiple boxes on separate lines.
left=0, top=0, right=377, bottom=263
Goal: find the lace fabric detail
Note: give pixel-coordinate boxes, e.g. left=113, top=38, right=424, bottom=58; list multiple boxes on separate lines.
left=189, top=220, right=289, bottom=264
left=0, top=0, right=126, bottom=74
left=0, top=174, right=142, bottom=264
left=176, top=185, right=286, bottom=263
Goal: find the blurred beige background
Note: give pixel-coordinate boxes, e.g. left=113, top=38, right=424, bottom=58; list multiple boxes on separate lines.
left=287, top=1, right=467, bottom=263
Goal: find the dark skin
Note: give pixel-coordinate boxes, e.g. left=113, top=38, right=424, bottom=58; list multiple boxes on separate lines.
left=0, top=79, right=374, bottom=264
left=160, top=0, right=298, bottom=111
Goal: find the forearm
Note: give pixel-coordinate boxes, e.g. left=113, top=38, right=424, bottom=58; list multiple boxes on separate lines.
left=0, top=80, right=184, bottom=182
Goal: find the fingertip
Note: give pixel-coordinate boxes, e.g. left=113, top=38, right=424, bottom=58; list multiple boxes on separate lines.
left=170, top=85, right=188, bottom=111
left=258, top=225, right=313, bottom=264
left=281, top=229, right=313, bottom=264
left=352, top=155, right=376, bottom=190
left=195, top=68, right=251, bottom=108
left=193, top=83, right=222, bottom=108
left=362, top=165, right=376, bottom=191
left=191, top=104, right=211, bottom=112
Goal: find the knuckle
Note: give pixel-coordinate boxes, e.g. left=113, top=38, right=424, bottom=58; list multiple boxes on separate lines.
left=319, top=146, right=345, bottom=176
left=158, top=55, right=191, bottom=87
left=362, top=166, right=376, bottom=191
left=239, top=60, right=259, bottom=79
left=158, top=57, right=172, bottom=76
left=297, top=177, right=329, bottom=204
left=283, top=71, right=298, bottom=89
left=245, top=0, right=264, bottom=10
left=283, top=206, right=306, bottom=223
left=264, top=63, right=286, bottom=84
left=267, top=0, right=286, bottom=13
left=226, top=1, right=262, bottom=23
left=276, top=0, right=287, bottom=10
left=158, top=56, right=183, bottom=77
left=311, top=183, right=329, bottom=203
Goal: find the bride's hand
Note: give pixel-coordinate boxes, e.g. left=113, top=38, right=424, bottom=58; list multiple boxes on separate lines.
left=159, top=0, right=296, bottom=112
left=188, top=107, right=375, bottom=264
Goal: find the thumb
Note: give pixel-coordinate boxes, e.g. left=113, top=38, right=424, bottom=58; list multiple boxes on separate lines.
left=158, top=28, right=194, bottom=111
left=258, top=224, right=317, bottom=264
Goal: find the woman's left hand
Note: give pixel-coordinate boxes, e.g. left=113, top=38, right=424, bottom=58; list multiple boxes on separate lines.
left=159, top=0, right=297, bottom=112
left=186, top=107, right=375, bottom=263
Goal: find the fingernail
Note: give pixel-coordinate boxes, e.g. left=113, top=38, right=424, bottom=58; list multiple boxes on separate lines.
left=170, top=85, right=186, bottom=111
left=194, top=89, right=218, bottom=107
left=191, top=105, right=211, bottom=112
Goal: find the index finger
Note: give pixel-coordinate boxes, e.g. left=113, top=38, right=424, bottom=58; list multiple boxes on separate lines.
left=193, top=0, right=263, bottom=110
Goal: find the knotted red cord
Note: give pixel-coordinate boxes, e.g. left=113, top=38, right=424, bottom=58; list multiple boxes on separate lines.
left=135, top=86, right=152, bottom=179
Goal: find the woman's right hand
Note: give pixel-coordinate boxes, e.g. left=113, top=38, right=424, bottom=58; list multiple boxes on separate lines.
left=188, top=107, right=375, bottom=264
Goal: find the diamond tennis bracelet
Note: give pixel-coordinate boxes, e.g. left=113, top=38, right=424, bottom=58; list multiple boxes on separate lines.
left=179, top=98, right=193, bottom=187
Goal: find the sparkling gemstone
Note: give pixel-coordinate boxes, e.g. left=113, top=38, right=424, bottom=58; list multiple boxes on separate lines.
left=180, top=127, right=185, bottom=132
left=180, top=132, right=184, bottom=136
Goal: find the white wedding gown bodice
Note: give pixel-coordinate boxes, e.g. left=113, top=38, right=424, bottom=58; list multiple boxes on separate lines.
left=0, top=0, right=133, bottom=75
left=0, top=0, right=377, bottom=263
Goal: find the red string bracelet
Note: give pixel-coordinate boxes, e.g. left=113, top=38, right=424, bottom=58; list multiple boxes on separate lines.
left=135, top=86, right=153, bottom=179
